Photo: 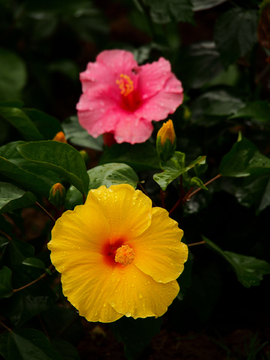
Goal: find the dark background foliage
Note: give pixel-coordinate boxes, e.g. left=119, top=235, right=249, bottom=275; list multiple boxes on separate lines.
left=1, top=0, right=270, bottom=359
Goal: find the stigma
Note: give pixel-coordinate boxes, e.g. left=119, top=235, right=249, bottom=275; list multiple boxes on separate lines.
left=116, top=74, right=134, bottom=97
left=115, top=245, right=135, bottom=266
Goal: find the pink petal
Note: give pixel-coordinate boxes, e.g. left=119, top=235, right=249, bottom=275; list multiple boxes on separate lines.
left=114, top=116, right=153, bottom=144
left=97, top=50, right=138, bottom=76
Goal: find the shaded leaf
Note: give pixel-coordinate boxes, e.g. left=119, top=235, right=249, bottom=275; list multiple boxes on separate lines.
left=22, top=257, right=45, bottom=269
left=24, top=109, right=62, bottom=140
left=0, top=107, right=43, bottom=141
left=214, top=8, right=258, bottom=69
left=51, top=339, right=81, bottom=360
left=62, top=116, right=103, bottom=151
left=191, top=0, right=226, bottom=11
left=0, top=266, right=13, bottom=298
left=0, top=48, right=27, bottom=102
left=143, top=0, right=194, bottom=24
left=99, top=142, right=160, bottom=172
left=0, top=182, right=36, bottom=214
left=110, top=317, right=162, bottom=360
left=177, top=250, right=193, bottom=299
left=17, top=141, right=89, bottom=195
left=229, top=101, right=270, bottom=128
left=203, top=236, right=270, bottom=288
left=0, top=329, right=62, bottom=360
left=219, top=137, right=270, bottom=177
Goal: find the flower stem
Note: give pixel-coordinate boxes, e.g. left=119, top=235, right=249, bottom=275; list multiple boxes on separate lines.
left=0, top=321, right=11, bottom=332
left=12, top=264, right=55, bottom=293
left=160, top=189, right=165, bottom=208
left=188, top=240, right=205, bottom=247
left=169, top=174, right=222, bottom=216
left=36, top=202, right=56, bottom=223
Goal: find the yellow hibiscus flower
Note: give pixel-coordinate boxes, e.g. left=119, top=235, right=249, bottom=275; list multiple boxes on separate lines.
left=48, top=184, right=188, bottom=323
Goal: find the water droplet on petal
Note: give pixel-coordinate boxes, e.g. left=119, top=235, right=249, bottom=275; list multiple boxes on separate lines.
left=138, top=292, right=143, bottom=299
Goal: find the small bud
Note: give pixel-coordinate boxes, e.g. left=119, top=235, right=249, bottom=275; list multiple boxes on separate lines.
left=156, top=120, right=176, bottom=162
left=80, top=150, right=90, bottom=165
left=49, top=183, right=66, bottom=208
left=53, top=131, right=67, bottom=143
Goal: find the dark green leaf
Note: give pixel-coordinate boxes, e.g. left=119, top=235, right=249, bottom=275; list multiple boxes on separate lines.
left=62, top=116, right=103, bottom=151
left=51, top=339, right=81, bottom=360
left=219, top=136, right=270, bottom=177
left=24, top=109, right=62, bottom=140
left=0, top=107, right=44, bottom=141
left=153, top=152, right=206, bottom=191
left=203, top=236, right=270, bottom=288
left=194, top=163, right=208, bottom=176
left=0, top=329, right=62, bottom=360
left=110, top=317, right=162, bottom=360
left=178, top=42, right=224, bottom=89
left=229, top=101, right=270, bottom=127
left=214, top=8, right=258, bottom=69
left=0, top=101, right=24, bottom=108
left=17, top=141, right=89, bottom=195
left=189, top=176, right=208, bottom=190
left=49, top=59, right=80, bottom=81
left=143, top=0, right=194, bottom=24
left=0, top=182, right=37, bottom=214
left=0, top=141, right=55, bottom=196
left=99, top=142, right=160, bottom=171
left=0, top=48, right=27, bottom=102
left=0, top=266, right=13, bottom=298
left=191, top=0, right=226, bottom=11
left=65, top=163, right=139, bottom=209
left=22, top=257, right=45, bottom=269
left=177, top=250, right=193, bottom=299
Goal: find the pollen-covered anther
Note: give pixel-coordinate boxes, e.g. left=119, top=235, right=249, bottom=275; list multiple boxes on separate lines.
left=115, top=245, right=135, bottom=266
left=116, top=74, right=134, bottom=96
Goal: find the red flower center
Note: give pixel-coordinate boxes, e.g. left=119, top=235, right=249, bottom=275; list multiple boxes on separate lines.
left=116, top=73, right=141, bottom=112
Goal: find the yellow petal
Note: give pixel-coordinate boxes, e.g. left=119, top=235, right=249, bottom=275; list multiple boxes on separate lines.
left=132, top=207, right=188, bottom=283
left=61, top=253, right=123, bottom=323
left=85, top=185, right=152, bottom=241
left=107, top=263, right=179, bottom=319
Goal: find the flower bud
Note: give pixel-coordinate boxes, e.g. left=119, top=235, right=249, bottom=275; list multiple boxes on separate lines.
left=156, top=120, right=176, bottom=162
left=80, top=150, right=90, bottom=165
left=53, top=131, right=67, bottom=143
left=49, top=183, right=66, bottom=208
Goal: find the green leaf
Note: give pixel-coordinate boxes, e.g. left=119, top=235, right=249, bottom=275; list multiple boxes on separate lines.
left=178, top=42, right=224, bottom=89
left=65, top=163, right=139, bottom=210
left=214, top=8, right=259, bottom=69
left=203, top=236, right=270, bottom=288
left=189, top=176, right=208, bottom=190
left=191, top=0, right=226, bottom=11
left=24, top=109, right=62, bottom=140
left=177, top=250, right=193, bottom=299
left=0, top=141, right=55, bottom=196
left=17, top=141, right=89, bottom=195
left=99, top=142, right=160, bottom=172
left=62, top=116, right=103, bottom=150
left=143, top=0, right=194, bottom=24
left=229, top=101, right=270, bottom=127
left=0, top=182, right=37, bottom=214
left=194, top=163, right=208, bottom=176
left=110, top=317, right=162, bottom=360
left=0, top=48, right=27, bottom=102
left=0, top=329, right=62, bottom=360
left=0, top=266, right=13, bottom=298
left=219, top=137, right=270, bottom=177
left=51, top=339, right=81, bottom=360
left=0, top=107, right=44, bottom=141
left=0, top=101, right=24, bottom=108
left=153, top=152, right=206, bottom=191
left=22, top=258, right=45, bottom=269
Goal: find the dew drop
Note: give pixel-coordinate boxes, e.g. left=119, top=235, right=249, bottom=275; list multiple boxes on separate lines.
left=126, top=312, right=131, bottom=317
left=138, top=292, right=143, bottom=299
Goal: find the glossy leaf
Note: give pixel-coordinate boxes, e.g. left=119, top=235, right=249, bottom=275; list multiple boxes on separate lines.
left=24, top=109, right=62, bottom=140
left=62, top=116, right=103, bottom=150
left=143, top=0, right=194, bottom=24
left=22, top=258, right=45, bottom=269
left=153, top=152, right=206, bottom=191
left=0, top=141, right=56, bottom=196
left=0, top=329, right=62, bottom=360
left=219, top=137, right=270, bottom=177
left=214, top=8, right=258, bottom=69
left=0, top=266, right=13, bottom=298
left=110, top=316, right=162, bottom=360
left=99, top=142, right=160, bottom=171
left=229, top=101, right=270, bottom=128
left=203, top=236, right=270, bottom=288
left=17, top=141, right=89, bottom=195
left=192, top=0, right=226, bottom=11
left=51, top=339, right=81, bottom=360
left=65, top=163, right=139, bottom=209
left=0, top=107, right=44, bottom=142
left=0, top=48, right=27, bottom=102
left=0, top=182, right=37, bottom=214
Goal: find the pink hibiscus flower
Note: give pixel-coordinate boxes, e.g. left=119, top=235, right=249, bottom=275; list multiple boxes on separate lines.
left=76, top=50, right=183, bottom=144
